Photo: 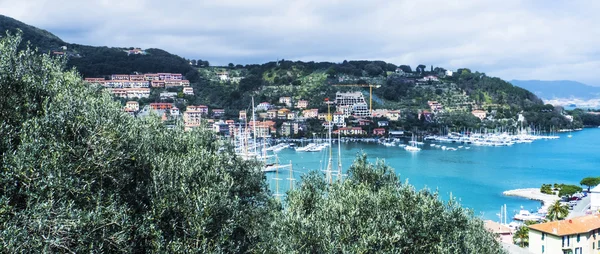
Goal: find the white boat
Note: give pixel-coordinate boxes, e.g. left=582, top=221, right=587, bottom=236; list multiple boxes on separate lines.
left=404, top=145, right=421, bottom=152
left=513, top=208, right=544, bottom=221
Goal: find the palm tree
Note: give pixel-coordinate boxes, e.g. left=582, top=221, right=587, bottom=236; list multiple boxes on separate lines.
left=513, top=226, right=529, bottom=247
left=547, top=200, right=569, bottom=221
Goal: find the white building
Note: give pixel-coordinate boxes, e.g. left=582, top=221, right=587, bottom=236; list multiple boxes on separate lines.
left=352, top=103, right=370, bottom=117
left=335, top=92, right=366, bottom=107
left=590, top=185, right=600, bottom=211
left=529, top=214, right=600, bottom=254
left=445, top=70, right=453, bottom=77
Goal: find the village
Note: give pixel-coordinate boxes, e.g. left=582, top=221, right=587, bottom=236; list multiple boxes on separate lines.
left=84, top=71, right=492, bottom=139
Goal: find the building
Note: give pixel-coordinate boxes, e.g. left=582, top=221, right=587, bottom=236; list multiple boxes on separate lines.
left=371, top=109, right=389, bottom=118
left=256, top=102, right=273, bottom=111
left=183, top=87, right=194, bottom=95
left=445, top=70, right=453, bottom=77
left=125, top=101, right=139, bottom=112
left=280, top=122, right=299, bottom=136
left=239, top=110, right=247, bottom=120
left=266, top=109, right=278, bottom=119
left=187, top=105, right=208, bottom=115
left=373, top=128, right=386, bottom=136
left=279, top=97, right=292, bottom=107
left=590, top=185, right=600, bottom=211
left=212, top=109, right=225, bottom=118
left=529, top=214, right=600, bottom=254
left=111, top=74, right=130, bottom=80
left=144, top=73, right=160, bottom=81
left=287, top=111, right=297, bottom=120
left=302, top=109, right=319, bottom=119
left=170, top=107, right=180, bottom=116
left=565, top=115, right=574, bottom=122
left=378, top=121, right=389, bottom=127
left=213, top=121, right=230, bottom=136
left=160, top=92, right=178, bottom=99
left=85, top=78, right=106, bottom=83
left=428, top=101, right=443, bottom=112
left=420, top=110, right=433, bottom=122
left=317, top=113, right=328, bottom=121
left=277, top=108, right=290, bottom=120
left=472, top=110, right=487, bottom=120
left=296, top=100, right=308, bottom=109
left=352, top=103, right=370, bottom=117
left=150, top=103, right=173, bottom=110
left=358, top=119, right=371, bottom=126
left=217, top=72, right=229, bottom=81
left=332, top=112, right=345, bottom=125
left=386, top=110, right=400, bottom=121
left=335, top=91, right=366, bottom=107
left=484, top=220, right=513, bottom=244
left=334, top=127, right=366, bottom=136
left=110, top=88, right=150, bottom=99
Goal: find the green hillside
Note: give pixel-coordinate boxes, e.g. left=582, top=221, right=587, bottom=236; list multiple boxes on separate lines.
left=0, top=14, right=196, bottom=81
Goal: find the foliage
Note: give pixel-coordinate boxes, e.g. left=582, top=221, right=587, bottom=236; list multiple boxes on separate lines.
left=261, top=155, right=505, bottom=253
left=580, top=177, right=600, bottom=191
left=558, top=184, right=583, bottom=197
left=546, top=200, right=569, bottom=221
left=0, top=32, right=271, bottom=252
left=513, top=221, right=538, bottom=248
left=540, top=184, right=554, bottom=195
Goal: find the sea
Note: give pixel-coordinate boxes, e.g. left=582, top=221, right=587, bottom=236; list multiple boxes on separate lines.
left=265, top=128, right=600, bottom=221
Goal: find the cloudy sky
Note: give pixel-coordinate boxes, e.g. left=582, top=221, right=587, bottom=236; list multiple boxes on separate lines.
left=3, top=0, right=600, bottom=85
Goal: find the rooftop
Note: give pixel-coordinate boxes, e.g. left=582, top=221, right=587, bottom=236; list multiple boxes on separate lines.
left=484, top=220, right=513, bottom=234
left=528, top=214, right=600, bottom=236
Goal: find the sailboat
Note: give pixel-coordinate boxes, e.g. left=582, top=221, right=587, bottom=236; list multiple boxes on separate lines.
left=404, top=133, right=421, bottom=152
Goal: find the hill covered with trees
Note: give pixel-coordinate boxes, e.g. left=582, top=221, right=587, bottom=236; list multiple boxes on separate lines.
left=0, top=14, right=197, bottom=82
left=0, top=31, right=506, bottom=253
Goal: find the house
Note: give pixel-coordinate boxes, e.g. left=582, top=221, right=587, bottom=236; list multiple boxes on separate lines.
left=287, top=111, right=297, bottom=120
left=181, top=80, right=190, bottom=86
left=386, top=110, right=400, bottom=121
left=371, top=109, right=389, bottom=118
left=144, top=73, right=160, bottom=81
left=183, top=87, right=194, bottom=95
left=419, top=110, right=433, bottom=122
left=111, top=74, right=130, bottom=80
left=472, top=110, right=487, bottom=120
left=418, top=75, right=439, bottom=82
left=358, top=119, right=371, bottom=126
left=256, top=102, right=273, bottom=111
left=332, top=112, right=346, bottom=127
left=212, top=109, right=225, bottom=118
left=334, top=127, right=365, bottom=136
left=378, top=121, right=389, bottom=127
left=129, top=75, right=145, bottom=81
left=484, top=220, right=513, bottom=244
left=213, top=121, right=230, bottom=136
left=296, top=100, right=308, bottom=109
left=151, top=80, right=166, bottom=88
left=239, top=110, right=247, bottom=120
left=150, top=103, right=173, bottom=110
left=84, top=78, right=106, bottom=83
left=302, top=109, right=319, bottom=119
left=277, top=108, right=290, bottom=120
left=528, top=214, right=600, bottom=254
left=217, top=72, right=229, bottom=81
left=335, top=91, right=366, bottom=107
left=169, top=74, right=183, bottom=80
left=428, top=101, right=443, bottom=112
left=280, top=122, right=299, bottom=136
left=373, top=128, right=386, bottom=136
left=445, top=70, right=454, bottom=77
left=279, top=97, right=292, bottom=107
left=160, top=92, right=178, bottom=99
left=165, top=80, right=183, bottom=87
left=266, top=109, right=278, bottom=119
left=317, top=113, right=329, bottom=121
left=565, top=115, right=574, bottom=122
left=52, top=51, right=64, bottom=56
left=119, top=88, right=150, bottom=98
left=158, top=73, right=173, bottom=80
left=170, top=107, right=180, bottom=116
left=187, top=105, right=208, bottom=115
left=125, top=101, right=139, bottom=112
left=338, top=105, right=352, bottom=117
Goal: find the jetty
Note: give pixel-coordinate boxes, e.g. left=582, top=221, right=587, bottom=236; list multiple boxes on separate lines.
left=503, top=188, right=560, bottom=213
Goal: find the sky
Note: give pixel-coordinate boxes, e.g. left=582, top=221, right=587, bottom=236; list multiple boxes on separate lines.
left=2, top=0, right=600, bottom=86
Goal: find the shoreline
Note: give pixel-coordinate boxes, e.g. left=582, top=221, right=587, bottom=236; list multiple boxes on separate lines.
left=503, top=188, right=560, bottom=214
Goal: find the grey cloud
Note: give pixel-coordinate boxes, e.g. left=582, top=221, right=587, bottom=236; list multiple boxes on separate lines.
left=2, top=0, right=600, bottom=85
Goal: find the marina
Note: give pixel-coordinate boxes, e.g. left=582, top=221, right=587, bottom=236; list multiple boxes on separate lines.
left=261, top=128, right=599, bottom=221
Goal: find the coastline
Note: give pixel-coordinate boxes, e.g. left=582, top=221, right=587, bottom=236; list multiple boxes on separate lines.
left=503, top=188, right=560, bottom=214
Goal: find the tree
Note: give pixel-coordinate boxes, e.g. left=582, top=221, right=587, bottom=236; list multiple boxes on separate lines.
left=228, top=63, right=234, bottom=68
left=416, top=64, right=426, bottom=74
left=191, top=59, right=197, bottom=65
left=513, top=226, right=529, bottom=247
left=580, top=177, right=600, bottom=191
left=546, top=200, right=569, bottom=221
left=398, top=65, right=412, bottom=73
left=558, top=184, right=583, bottom=197
left=261, top=154, right=504, bottom=253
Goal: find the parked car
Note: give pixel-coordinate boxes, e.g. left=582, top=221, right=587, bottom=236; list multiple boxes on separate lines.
left=569, top=196, right=582, bottom=201
left=569, top=200, right=578, bottom=206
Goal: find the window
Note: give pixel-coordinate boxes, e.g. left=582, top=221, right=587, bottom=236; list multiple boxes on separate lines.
left=593, top=242, right=595, bottom=249
left=542, top=245, right=545, bottom=253
left=577, top=234, right=580, bottom=242
left=542, top=233, right=545, bottom=240
left=563, top=236, right=566, bottom=247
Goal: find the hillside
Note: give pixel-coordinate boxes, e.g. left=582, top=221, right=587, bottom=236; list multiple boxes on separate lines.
left=510, top=80, right=600, bottom=100
left=0, top=14, right=196, bottom=81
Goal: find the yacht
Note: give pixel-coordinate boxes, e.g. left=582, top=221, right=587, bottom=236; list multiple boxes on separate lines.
left=404, top=145, right=421, bottom=152
left=513, top=208, right=544, bottom=221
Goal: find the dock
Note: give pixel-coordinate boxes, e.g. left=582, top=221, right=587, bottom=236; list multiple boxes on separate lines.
left=503, top=188, right=560, bottom=213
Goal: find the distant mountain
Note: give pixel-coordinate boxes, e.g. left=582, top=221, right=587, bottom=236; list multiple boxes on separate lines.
left=0, top=14, right=197, bottom=81
left=510, top=80, right=600, bottom=100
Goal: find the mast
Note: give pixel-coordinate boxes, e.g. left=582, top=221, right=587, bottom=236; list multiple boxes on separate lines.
left=251, top=97, right=257, bottom=156
left=337, top=132, right=343, bottom=182
left=287, top=161, right=295, bottom=191
left=326, top=98, right=333, bottom=184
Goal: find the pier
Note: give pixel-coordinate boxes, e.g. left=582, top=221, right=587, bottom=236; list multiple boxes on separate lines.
left=503, top=188, right=560, bottom=213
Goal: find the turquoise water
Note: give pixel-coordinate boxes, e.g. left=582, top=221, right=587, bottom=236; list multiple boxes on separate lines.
left=266, top=128, right=600, bottom=221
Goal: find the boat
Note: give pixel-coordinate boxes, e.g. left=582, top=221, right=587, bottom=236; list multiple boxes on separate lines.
left=404, top=133, right=421, bottom=152
left=513, top=207, right=544, bottom=221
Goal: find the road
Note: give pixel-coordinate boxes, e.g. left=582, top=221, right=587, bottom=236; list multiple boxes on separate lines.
left=568, top=195, right=590, bottom=218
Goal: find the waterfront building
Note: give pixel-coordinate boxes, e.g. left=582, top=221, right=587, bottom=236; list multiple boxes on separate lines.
left=528, top=214, right=600, bottom=254
left=373, top=128, right=386, bottom=136
left=281, top=122, right=299, bottom=136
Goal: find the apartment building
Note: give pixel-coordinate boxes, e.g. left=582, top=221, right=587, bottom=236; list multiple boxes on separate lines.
left=529, top=214, right=600, bottom=254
